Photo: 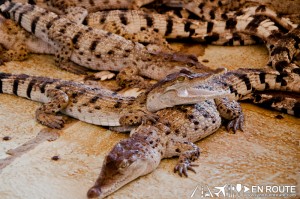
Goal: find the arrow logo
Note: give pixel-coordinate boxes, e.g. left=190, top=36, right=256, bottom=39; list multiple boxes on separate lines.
left=244, top=186, right=250, bottom=192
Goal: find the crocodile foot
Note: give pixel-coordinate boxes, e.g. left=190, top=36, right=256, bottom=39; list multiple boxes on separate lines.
left=36, top=113, right=66, bottom=129
left=84, top=71, right=115, bottom=81
left=174, top=160, right=198, bottom=177
left=227, top=113, right=244, bottom=133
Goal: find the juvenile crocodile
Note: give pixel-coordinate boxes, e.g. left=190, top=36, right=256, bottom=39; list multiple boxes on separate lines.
left=87, top=99, right=243, bottom=198
left=0, top=1, right=206, bottom=83
left=0, top=67, right=298, bottom=129
left=83, top=9, right=279, bottom=46
left=0, top=69, right=231, bottom=129
left=0, top=3, right=291, bottom=66
left=86, top=67, right=300, bottom=198
left=11, top=0, right=158, bottom=14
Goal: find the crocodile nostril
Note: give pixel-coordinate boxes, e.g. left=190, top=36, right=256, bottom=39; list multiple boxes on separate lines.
left=87, top=187, right=101, bottom=198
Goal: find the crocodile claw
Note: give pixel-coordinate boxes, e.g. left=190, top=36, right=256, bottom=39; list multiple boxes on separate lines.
left=227, top=113, right=244, bottom=133
left=174, top=161, right=198, bottom=177
left=36, top=114, right=66, bottom=129
left=84, top=71, right=116, bottom=81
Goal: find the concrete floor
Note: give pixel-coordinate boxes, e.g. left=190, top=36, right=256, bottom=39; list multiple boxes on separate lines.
left=0, top=44, right=299, bottom=199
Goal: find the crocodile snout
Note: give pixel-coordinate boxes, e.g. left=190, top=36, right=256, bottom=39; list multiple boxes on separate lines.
left=87, top=187, right=101, bottom=198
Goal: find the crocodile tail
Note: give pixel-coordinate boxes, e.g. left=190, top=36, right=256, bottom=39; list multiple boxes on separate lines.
left=245, top=91, right=300, bottom=117
left=224, top=68, right=300, bottom=100
left=0, top=72, right=60, bottom=102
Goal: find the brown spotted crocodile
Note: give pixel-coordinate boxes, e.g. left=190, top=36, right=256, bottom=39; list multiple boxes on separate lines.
left=0, top=2, right=295, bottom=65
left=83, top=8, right=284, bottom=46
left=86, top=68, right=299, bottom=198
left=1, top=1, right=298, bottom=69
left=0, top=68, right=228, bottom=129
left=11, top=0, right=157, bottom=14
left=0, top=66, right=299, bottom=129
left=8, top=0, right=297, bottom=46
left=0, top=1, right=208, bottom=85
left=15, top=0, right=297, bottom=45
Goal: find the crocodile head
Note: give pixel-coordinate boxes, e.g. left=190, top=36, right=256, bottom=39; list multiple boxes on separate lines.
left=87, top=125, right=162, bottom=198
left=146, top=68, right=230, bottom=112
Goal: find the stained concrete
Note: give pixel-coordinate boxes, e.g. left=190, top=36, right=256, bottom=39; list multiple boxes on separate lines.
left=0, top=44, right=299, bottom=199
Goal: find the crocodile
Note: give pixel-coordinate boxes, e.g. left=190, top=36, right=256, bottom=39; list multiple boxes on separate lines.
left=11, top=0, right=158, bottom=14
left=0, top=3, right=293, bottom=66
left=86, top=67, right=300, bottom=198
left=10, top=0, right=297, bottom=45
left=0, top=66, right=299, bottom=129
left=0, top=68, right=231, bottom=129
left=0, top=1, right=208, bottom=85
left=83, top=9, right=279, bottom=46
left=87, top=99, right=242, bottom=198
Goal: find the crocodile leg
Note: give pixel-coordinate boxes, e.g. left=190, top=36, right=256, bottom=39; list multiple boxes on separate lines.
left=215, top=97, right=244, bottom=132
left=35, top=89, right=69, bottom=129
left=116, top=66, right=148, bottom=88
left=169, top=141, right=200, bottom=177
left=48, top=30, right=88, bottom=75
left=1, top=43, right=29, bottom=62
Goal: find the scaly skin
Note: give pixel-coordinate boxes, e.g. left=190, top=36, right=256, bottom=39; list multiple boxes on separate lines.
left=165, top=0, right=297, bottom=29
left=267, top=26, right=300, bottom=74
left=0, top=67, right=299, bottom=129
left=87, top=98, right=244, bottom=198
left=0, top=69, right=229, bottom=129
left=12, top=0, right=157, bottom=14
left=84, top=9, right=281, bottom=46
left=1, top=2, right=297, bottom=70
left=0, top=5, right=290, bottom=61
left=87, top=67, right=300, bottom=198
left=9, top=0, right=297, bottom=47
left=244, top=90, right=300, bottom=117
left=0, top=1, right=206, bottom=80
left=0, top=15, right=54, bottom=62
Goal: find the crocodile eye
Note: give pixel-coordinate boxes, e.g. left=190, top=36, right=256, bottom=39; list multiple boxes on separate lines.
left=177, top=76, right=185, bottom=82
left=119, top=160, right=129, bottom=169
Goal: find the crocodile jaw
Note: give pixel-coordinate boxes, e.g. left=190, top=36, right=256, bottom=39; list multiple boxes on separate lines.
left=87, top=133, right=161, bottom=198
left=146, top=87, right=230, bottom=112
left=87, top=163, right=149, bottom=199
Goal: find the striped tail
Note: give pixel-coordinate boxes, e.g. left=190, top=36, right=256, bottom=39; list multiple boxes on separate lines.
left=0, top=72, right=58, bottom=103
left=267, top=25, right=300, bottom=74
left=224, top=68, right=300, bottom=101
left=246, top=91, right=300, bottom=117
